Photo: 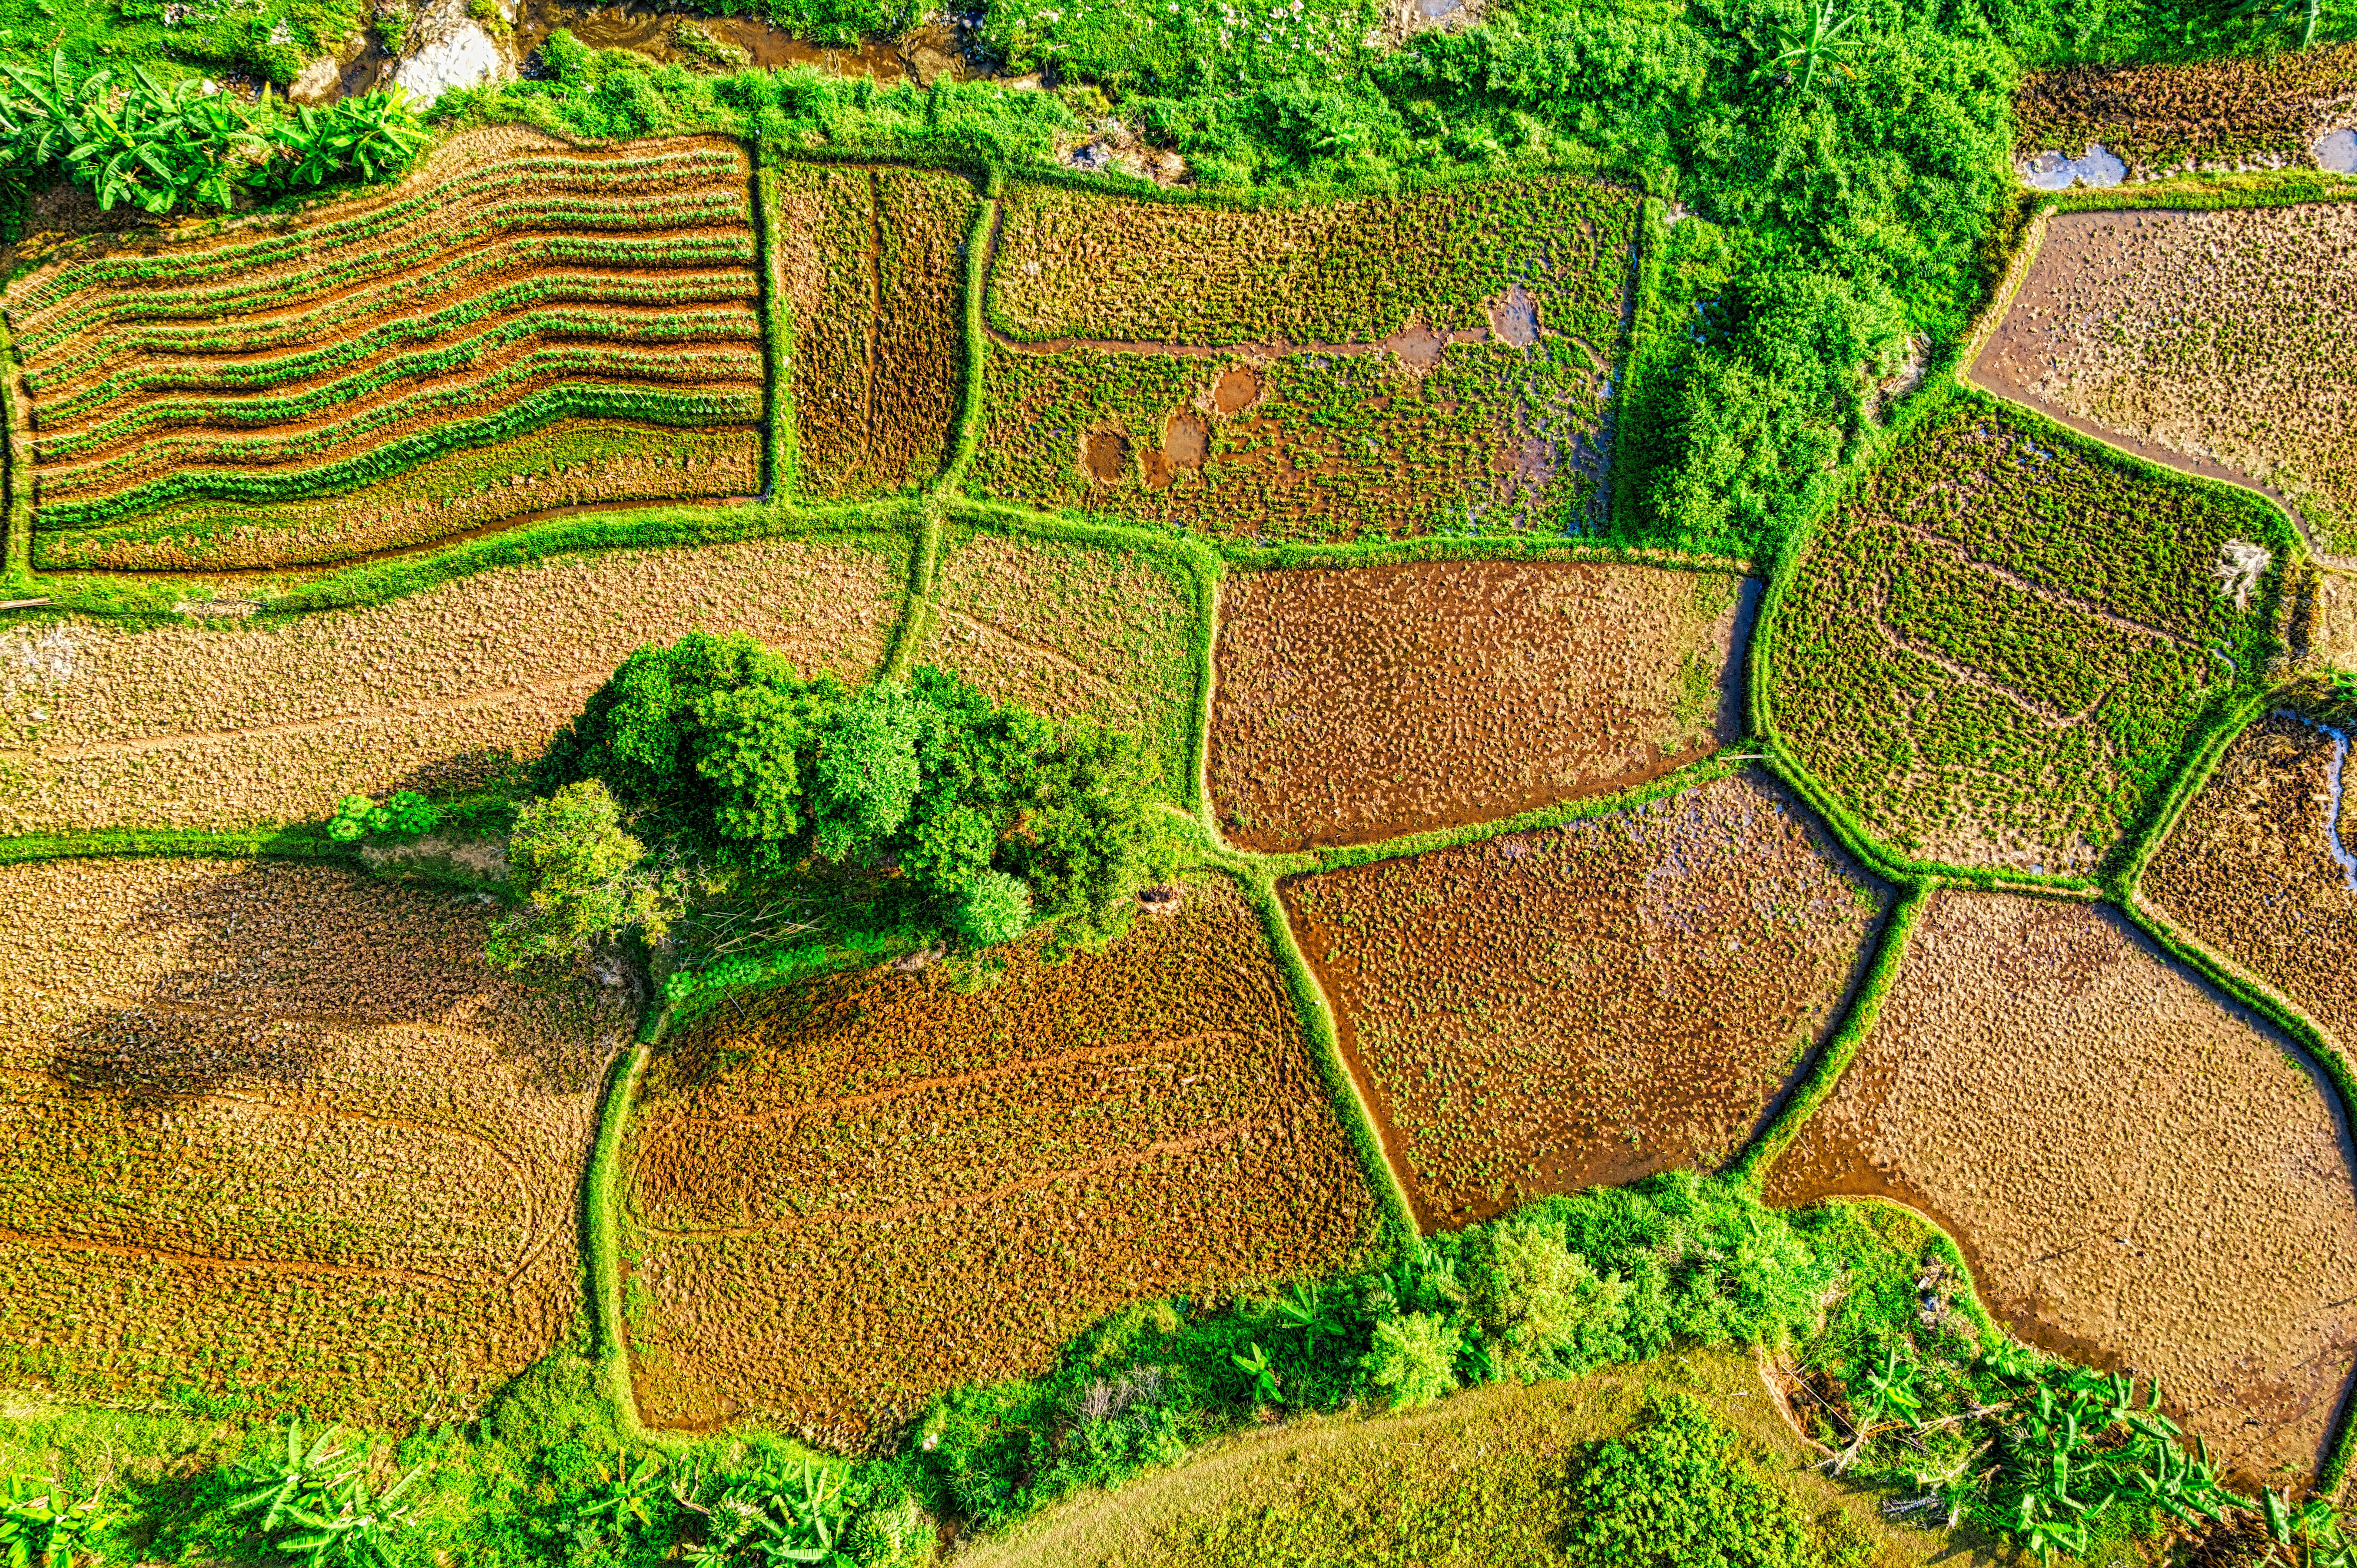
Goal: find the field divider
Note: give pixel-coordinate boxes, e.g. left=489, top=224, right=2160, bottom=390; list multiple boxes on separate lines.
left=0, top=823, right=358, bottom=867
left=931, top=187, right=998, bottom=500
left=1728, top=878, right=1932, bottom=1191
left=1234, top=863, right=1420, bottom=1253
left=752, top=139, right=799, bottom=503
left=881, top=503, right=943, bottom=681
left=2114, top=896, right=2357, bottom=1496
left=0, top=308, right=31, bottom=584
left=587, top=1018, right=660, bottom=1445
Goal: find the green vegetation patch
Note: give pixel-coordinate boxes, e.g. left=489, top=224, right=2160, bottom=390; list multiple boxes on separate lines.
left=1770, top=396, right=2287, bottom=878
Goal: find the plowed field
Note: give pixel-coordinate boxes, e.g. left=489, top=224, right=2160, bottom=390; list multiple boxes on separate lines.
left=1767, top=892, right=2357, bottom=1487
left=0, top=536, right=902, bottom=834
left=6, top=127, right=765, bottom=569
left=1212, top=560, right=1752, bottom=852
left=970, top=177, right=1635, bottom=543
left=1975, top=206, right=2357, bottom=560
left=621, top=876, right=1381, bottom=1444
left=2015, top=46, right=2357, bottom=176
left=773, top=162, right=978, bottom=499
left=1773, top=400, right=2282, bottom=875
left=2146, top=709, right=2357, bottom=1051
left=914, top=529, right=1200, bottom=794
left=0, top=858, right=627, bottom=1425
left=1283, top=772, right=1886, bottom=1229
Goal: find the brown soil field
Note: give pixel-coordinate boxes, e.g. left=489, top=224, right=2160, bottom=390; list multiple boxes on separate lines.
left=0, top=536, right=903, bottom=834
left=913, top=529, right=1201, bottom=794
left=2145, top=709, right=2357, bottom=1052
left=1284, top=772, right=1887, bottom=1230
left=621, top=875, right=1382, bottom=1446
left=0, top=857, right=627, bottom=1424
left=2014, top=46, right=2357, bottom=176
left=1211, top=560, right=1753, bottom=852
left=1766, top=892, right=2357, bottom=1487
left=8, top=127, right=764, bottom=566
left=1974, top=205, right=2357, bottom=560
left=773, top=162, right=977, bottom=498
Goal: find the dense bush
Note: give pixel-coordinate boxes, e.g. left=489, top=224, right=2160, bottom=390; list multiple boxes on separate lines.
left=1563, top=1391, right=1821, bottom=1568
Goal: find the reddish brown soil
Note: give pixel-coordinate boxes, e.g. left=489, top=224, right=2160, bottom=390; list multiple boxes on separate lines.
left=1211, top=559, right=1755, bottom=852
left=2146, top=709, right=2357, bottom=1053
left=1284, top=772, right=1888, bottom=1230
left=622, top=876, right=1380, bottom=1446
left=1767, top=892, right=2357, bottom=1488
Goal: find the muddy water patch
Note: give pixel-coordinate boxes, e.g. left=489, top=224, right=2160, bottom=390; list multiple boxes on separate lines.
left=514, top=0, right=973, bottom=79
left=2317, top=128, right=2357, bottom=173
left=2019, top=143, right=2127, bottom=189
left=2295, top=709, right=2357, bottom=892
left=1081, top=429, right=1130, bottom=483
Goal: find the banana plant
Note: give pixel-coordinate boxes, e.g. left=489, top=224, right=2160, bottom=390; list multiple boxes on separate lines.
left=0, top=1476, right=116, bottom=1568
left=1231, top=1340, right=1283, bottom=1406
left=1273, top=1282, right=1341, bottom=1359
left=1856, top=1345, right=1923, bottom=1429
left=570, top=1449, right=666, bottom=1535
left=275, top=1459, right=422, bottom=1568
left=228, top=1423, right=366, bottom=1533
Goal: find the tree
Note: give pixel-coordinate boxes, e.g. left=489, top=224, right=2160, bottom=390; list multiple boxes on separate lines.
left=489, top=780, right=682, bottom=968
left=1361, top=1312, right=1462, bottom=1410
left=1460, top=1213, right=1633, bottom=1379
left=954, top=870, right=1034, bottom=947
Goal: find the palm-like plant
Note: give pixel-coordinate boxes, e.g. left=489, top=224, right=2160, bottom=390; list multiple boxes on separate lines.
left=228, top=1423, right=366, bottom=1533
left=1759, top=0, right=1865, bottom=99
left=0, top=1476, right=116, bottom=1568
left=1231, top=1340, right=1282, bottom=1406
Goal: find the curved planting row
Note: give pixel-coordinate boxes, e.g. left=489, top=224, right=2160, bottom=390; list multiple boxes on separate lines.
left=3, top=126, right=766, bottom=571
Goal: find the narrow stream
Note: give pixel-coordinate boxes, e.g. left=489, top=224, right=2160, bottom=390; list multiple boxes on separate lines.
left=2290, top=708, right=2357, bottom=893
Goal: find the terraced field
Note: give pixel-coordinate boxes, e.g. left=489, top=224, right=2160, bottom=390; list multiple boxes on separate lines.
left=1284, top=773, right=1885, bottom=1228
left=1772, top=398, right=2285, bottom=875
left=1768, top=892, right=2357, bottom=1487
left=0, top=857, right=626, bottom=1424
left=969, top=177, right=1635, bottom=543
left=5, top=127, right=766, bottom=570
left=622, top=876, right=1379, bottom=1443
left=0, top=535, right=902, bottom=833
left=772, top=163, right=979, bottom=499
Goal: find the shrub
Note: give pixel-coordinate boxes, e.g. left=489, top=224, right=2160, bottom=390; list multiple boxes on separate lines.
left=954, top=870, right=1034, bottom=948
left=325, top=791, right=441, bottom=842
left=1459, top=1214, right=1634, bottom=1381
left=1360, top=1312, right=1461, bottom=1410
left=1562, top=1391, right=1820, bottom=1568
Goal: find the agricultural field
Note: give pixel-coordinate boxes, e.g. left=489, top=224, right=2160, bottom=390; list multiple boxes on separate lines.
left=1767, top=892, right=2357, bottom=1485
left=2014, top=46, right=2357, bottom=175
left=0, top=857, right=627, bottom=1425
left=771, top=163, right=979, bottom=499
left=4, top=127, right=766, bottom=570
left=620, top=875, right=1381, bottom=1443
left=0, top=535, right=903, bottom=834
left=968, top=177, right=1635, bottom=542
left=2145, top=708, right=2357, bottom=1051
left=1211, top=559, right=1751, bottom=852
left=1975, top=205, right=2357, bottom=561
left=1282, top=772, right=1886, bottom=1229
left=912, top=526, right=1201, bottom=794
left=1772, top=398, right=2285, bottom=875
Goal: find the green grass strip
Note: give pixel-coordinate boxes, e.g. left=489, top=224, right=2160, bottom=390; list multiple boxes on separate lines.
left=1610, top=192, right=1670, bottom=541
left=934, top=191, right=998, bottom=497
left=753, top=145, right=799, bottom=503
left=587, top=1028, right=658, bottom=1445
left=2106, top=688, right=2272, bottom=904
left=2049, top=169, right=2357, bottom=215
left=0, top=824, right=357, bottom=866
left=881, top=503, right=943, bottom=681
left=1231, top=862, right=1419, bottom=1254
left=1219, top=529, right=1754, bottom=575
left=0, top=310, right=28, bottom=585
left=1728, top=880, right=1931, bottom=1191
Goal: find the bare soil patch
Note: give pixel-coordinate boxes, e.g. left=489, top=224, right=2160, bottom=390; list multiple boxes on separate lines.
left=0, top=857, right=626, bottom=1424
left=2146, top=710, right=2357, bottom=1052
left=1212, top=560, right=1754, bottom=852
left=1284, top=772, right=1887, bottom=1230
left=1975, top=206, right=2357, bottom=560
left=1766, top=892, right=2357, bottom=1487
left=0, top=536, right=902, bottom=833
left=914, top=529, right=1199, bottom=794
left=621, top=876, right=1380, bottom=1446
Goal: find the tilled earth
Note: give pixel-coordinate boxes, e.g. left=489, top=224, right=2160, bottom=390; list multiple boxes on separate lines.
left=1767, top=891, right=2357, bottom=1487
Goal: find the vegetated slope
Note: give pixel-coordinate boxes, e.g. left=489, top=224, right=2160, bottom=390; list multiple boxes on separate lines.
left=1767, top=891, right=2357, bottom=1487
left=971, top=177, right=1634, bottom=542
left=2145, top=708, right=2357, bottom=1050
left=1283, top=772, right=1885, bottom=1231
left=1212, top=561, right=1752, bottom=852
left=1976, top=206, right=2357, bottom=561
left=5, top=127, right=766, bottom=571
left=961, top=1350, right=1922, bottom=1568
left=0, top=858, right=628, bottom=1425
left=2014, top=47, right=2357, bottom=175
left=913, top=528, right=1200, bottom=796
left=0, top=536, right=902, bottom=834
left=622, top=875, right=1381, bottom=1446
left=772, top=162, right=978, bottom=498
left=1772, top=399, right=2284, bottom=877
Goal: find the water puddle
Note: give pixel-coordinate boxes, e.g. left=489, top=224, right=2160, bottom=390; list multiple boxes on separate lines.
left=1082, top=429, right=1129, bottom=483
left=2316, top=129, right=2357, bottom=175
left=1142, top=411, right=1207, bottom=488
left=1484, top=281, right=1539, bottom=347
left=511, top=0, right=973, bottom=81
left=2020, top=143, right=2127, bottom=191
left=2282, top=708, right=2357, bottom=893
left=1210, top=364, right=1262, bottom=414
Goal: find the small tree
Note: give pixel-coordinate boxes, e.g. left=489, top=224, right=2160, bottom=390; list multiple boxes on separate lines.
left=490, top=780, right=681, bottom=969
left=954, top=870, right=1034, bottom=948
left=1361, top=1312, right=1462, bottom=1410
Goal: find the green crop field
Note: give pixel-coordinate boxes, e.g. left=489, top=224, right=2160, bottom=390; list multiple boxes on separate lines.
left=1, top=5, right=2355, bottom=1567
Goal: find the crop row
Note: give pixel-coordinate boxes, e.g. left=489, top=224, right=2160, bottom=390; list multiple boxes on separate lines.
left=989, top=174, right=1636, bottom=347
left=37, top=421, right=760, bottom=569
left=10, top=140, right=746, bottom=311
left=772, top=162, right=976, bottom=498
left=2013, top=45, right=2357, bottom=175
left=38, top=384, right=759, bottom=528
left=38, top=306, right=761, bottom=453
left=33, top=269, right=754, bottom=396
